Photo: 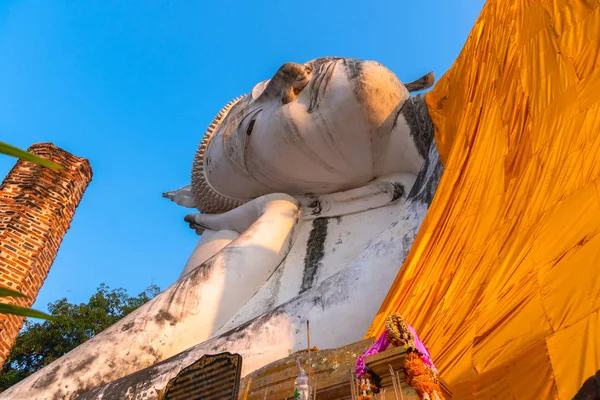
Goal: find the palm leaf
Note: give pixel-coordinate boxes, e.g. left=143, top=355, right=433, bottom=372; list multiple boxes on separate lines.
left=0, top=141, right=64, bottom=170
left=0, top=287, right=28, bottom=298
left=0, top=303, right=56, bottom=321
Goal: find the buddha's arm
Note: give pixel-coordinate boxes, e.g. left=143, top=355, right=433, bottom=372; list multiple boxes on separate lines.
left=184, top=193, right=299, bottom=234
left=298, top=172, right=416, bottom=219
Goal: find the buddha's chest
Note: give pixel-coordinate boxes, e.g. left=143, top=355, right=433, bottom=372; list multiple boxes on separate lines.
left=216, top=199, right=429, bottom=336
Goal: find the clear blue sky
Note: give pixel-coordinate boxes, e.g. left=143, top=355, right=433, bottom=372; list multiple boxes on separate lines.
left=0, top=0, right=486, bottom=311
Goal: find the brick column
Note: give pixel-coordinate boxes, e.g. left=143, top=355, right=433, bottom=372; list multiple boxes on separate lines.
left=0, top=143, right=92, bottom=367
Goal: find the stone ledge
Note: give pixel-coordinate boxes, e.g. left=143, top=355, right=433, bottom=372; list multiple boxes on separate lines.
left=238, top=339, right=453, bottom=400
left=239, top=339, right=373, bottom=400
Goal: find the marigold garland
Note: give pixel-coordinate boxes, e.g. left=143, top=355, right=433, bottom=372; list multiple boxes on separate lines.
left=404, top=353, right=443, bottom=400
left=385, top=313, right=415, bottom=349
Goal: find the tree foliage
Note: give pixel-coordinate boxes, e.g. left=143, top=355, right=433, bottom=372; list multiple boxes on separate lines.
left=0, top=283, right=160, bottom=391
left=0, top=287, right=55, bottom=321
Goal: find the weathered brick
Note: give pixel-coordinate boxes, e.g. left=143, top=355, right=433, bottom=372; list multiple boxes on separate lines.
left=0, top=143, right=92, bottom=368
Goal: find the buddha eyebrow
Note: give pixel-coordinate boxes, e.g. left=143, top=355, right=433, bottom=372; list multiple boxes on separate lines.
left=308, top=60, right=337, bottom=113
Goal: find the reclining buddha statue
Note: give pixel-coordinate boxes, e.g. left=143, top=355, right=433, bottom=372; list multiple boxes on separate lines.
left=2, top=57, right=443, bottom=399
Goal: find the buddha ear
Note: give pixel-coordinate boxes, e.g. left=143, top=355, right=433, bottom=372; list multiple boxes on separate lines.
left=162, top=185, right=197, bottom=208
left=405, top=72, right=435, bottom=93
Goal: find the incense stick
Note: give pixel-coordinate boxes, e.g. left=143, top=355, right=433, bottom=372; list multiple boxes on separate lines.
left=389, top=364, right=404, bottom=400
left=388, top=364, right=404, bottom=400
left=350, top=371, right=358, bottom=400
left=396, top=372, right=405, bottom=400
left=242, top=377, right=252, bottom=400
left=379, top=388, right=387, bottom=400
left=307, top=320, right=312, bottom=385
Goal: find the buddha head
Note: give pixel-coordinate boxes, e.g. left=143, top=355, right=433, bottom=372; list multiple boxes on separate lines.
left=174, top=57, right=435, bottom=214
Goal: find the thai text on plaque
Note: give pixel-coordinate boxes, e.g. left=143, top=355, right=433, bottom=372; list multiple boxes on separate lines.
left=159, top=352, right=242, bottom=400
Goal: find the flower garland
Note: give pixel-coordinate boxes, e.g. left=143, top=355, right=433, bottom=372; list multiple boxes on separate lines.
left=354, top=314, right=443, bottom=400
left=357, top=374, right=375, bottom=400
left=404, top=352, right=443, bottom=400
left=385, top=313, right=415, bottom=348
left=406, top=324, right=438, bottom=375
left=384, top=314, right=444, bottom=400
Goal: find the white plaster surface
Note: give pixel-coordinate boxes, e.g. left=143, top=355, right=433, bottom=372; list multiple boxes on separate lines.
left=216, top=196, right=428, bottom=337
left=76, top=194, right=432, bottom=399
left=0, top=195, right=300, bottom=400
left=179, top=229, right=238, bottom=278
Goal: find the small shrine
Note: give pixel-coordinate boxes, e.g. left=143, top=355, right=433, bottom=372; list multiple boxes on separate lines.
left=236, top=315, right=451, bottom=400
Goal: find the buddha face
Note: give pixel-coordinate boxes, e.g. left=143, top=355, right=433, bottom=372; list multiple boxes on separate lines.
left=200, top=57, right=431, bottom=202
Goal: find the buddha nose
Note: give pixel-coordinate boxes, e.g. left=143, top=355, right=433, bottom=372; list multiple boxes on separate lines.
left=262, top=62, right=311, bottom=104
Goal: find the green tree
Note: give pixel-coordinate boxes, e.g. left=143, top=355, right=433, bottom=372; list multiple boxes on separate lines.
left=0, top=284, right=160, bottom=391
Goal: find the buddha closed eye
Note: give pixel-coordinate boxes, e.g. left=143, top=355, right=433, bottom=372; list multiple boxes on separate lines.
left=246, top=118, right=256, bottom=136
left=189, top=57, right=435, bottom=214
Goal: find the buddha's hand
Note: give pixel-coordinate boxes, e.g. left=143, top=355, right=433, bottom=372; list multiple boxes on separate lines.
left=184, top=213, right=206, bottom=235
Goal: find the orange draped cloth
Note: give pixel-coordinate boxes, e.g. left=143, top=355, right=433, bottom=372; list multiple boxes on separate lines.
left=367, top=0, right=600, bottom=398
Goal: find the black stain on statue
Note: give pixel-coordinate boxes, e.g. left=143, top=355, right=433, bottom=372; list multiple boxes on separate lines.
left=154, top=310, right=177, bottom=326
left=308, top=198, right=322, bottom=216
left=30, top=365, right=61, bottom=390
left=300, top=218, right=328, bottom=293
left=407, top=144, right=444, bottom=206
left=121, top=321, right=135, bottom=332
left=401, top=94, right=434, bottom=160
left=391, top=183, right=405, bottom=201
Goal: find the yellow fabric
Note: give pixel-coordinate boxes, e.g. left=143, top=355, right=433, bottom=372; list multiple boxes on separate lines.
left=367, top=0, right=600, bottom=398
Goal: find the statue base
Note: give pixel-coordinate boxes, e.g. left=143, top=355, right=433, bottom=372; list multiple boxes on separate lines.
left=239, top=339, right=374, bottom=399
left=238, top=340, right=453, bottom=400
